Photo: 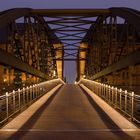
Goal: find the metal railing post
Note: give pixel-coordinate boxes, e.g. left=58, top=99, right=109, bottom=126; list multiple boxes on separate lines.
left=5, top=92, right=9, bottom=118
left=96, top=82, right=98, bottom=94
left=32, top=85, right=35, bottom=99
left=34, top=85, right=36, bottom=98
left=98, top=83, right=101, bottom=95
left=23, top=87, right=25, bottom=104
left=99, top=84, right=103, bottom=96
left=115, top=87, right=118, bottom=108
left=103, top=84, right=105, bottom=97
left=125, top=90, right=127, bottom=112
left=119, top=89, right=122, bottom=109
left=102, top=84, right=104, bottom=97
left=111, top=86, right=114, bottom=104
left=30, top=86, right=32, bottom=101
left=37, top=84, right=40, bottom=96
left=108, top=86, right=111, bottom=103
left=105, top=85, right=108, bottom=101
left=18, top=89, right=21, bottom=109
left=105, top=85, right=107, bottom=99
left=93, top=82, right=95, bottom=92
left=26, top=86, right=29, bottom=103
left=131, top=92, right=134, bottom=121
left=101, top=84, right=103, bottom=97
left=13, top=90, right=15, bottom=112
left=35, top=84, right=38, bottom=97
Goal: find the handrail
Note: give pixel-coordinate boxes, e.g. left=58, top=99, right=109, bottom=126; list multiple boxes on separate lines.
left=79, top=78, right=140, bottom=124
left=0, top=78, right=64, bottom=125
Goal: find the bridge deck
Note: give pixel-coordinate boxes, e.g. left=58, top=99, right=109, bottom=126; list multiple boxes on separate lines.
left=0, top=84, right=139, bottom=140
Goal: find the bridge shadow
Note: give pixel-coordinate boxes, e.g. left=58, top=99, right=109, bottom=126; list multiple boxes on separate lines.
left=6, top=86, right=63, bottom=140
left=80, top=87, right=134, bottom=140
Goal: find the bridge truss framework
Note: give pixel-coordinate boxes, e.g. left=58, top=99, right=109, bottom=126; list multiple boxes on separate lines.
left=0, top=7, right=140, bottom=92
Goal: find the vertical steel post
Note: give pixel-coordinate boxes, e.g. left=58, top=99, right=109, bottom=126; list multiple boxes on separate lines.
left=108, top=85, right=111, bottom=102
left=102, top=84, right=105, bottom=98
left=38, top=84, right=40, bottom=96
left=102, top=84, right=105, bottom=97
left=33, top=85, right=35, bottom=99
left=30, top=86, right=32, bottom=101
left=13, top=90, right=15, bottom=112
left=23, top=87, right=25, bottom=104
left=105, top=85, right=108, bottom=101
left=115, top=87, right=118, bottom=107
left=102, top=84, right=104, bottom=97
left=35, top=84, right=37, bottom=97
left=99, top=83, right=100, bottom=96
left=99, top=83, right=101, bottom=96
left=34, top=84, right=36, bottom=98
left=26, top=87, right=29, bottom=102
left=131, top=92, right=134, bottom=121
left=100, top=84, right=102, bottom=96
left=111, top=86, right=114, bottom=104
left=18, top=89, right=21, bottom=109
left=105, top=85, right=107, bottom=99
left=5, top=92, right=9, bottom=118
left=119, top=89, right=122, bottom=109
left=125, top=90, right=127, bottom=112
left=97, top=83, right=99, bottom=95
left=94, top=82, right=96, bottom=93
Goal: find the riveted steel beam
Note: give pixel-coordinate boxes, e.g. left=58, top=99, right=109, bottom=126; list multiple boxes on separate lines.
left=0, top=8, right=140, bottom=30
left=0, top=49, right=49, bottom=80
left=0, top=8, right=31, bottom=29
left=110, top=7, right=140, bottom=31
left=31, top=9, right=110, bottom=16
left=91, top=49, right=140, bottom=80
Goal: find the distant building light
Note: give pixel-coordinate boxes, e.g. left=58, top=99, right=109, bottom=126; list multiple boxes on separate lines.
left=83, top=75, right=86, bottom=78
left=3, top=78, right=7, bottom=82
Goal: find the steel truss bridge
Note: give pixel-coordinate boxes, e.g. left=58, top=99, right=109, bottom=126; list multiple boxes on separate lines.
left=0, top=7, right=140, bottom=140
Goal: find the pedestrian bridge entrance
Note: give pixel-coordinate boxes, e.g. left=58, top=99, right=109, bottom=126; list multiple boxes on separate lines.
left=0, top=79, right=139, bottom=140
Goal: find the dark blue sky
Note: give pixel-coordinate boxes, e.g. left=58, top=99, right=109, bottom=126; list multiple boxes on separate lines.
left=0, top=0, right=140, bottom=83
left=0, top=0, right=140, bottom=10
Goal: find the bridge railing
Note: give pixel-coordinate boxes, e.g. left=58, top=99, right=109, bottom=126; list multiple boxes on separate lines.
left=79, top=78, right=140, bottom=124
left=0, top=78, right=64, bottom=125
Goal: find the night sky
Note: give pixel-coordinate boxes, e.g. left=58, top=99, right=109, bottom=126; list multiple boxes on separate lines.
left=0, top=0, right=140, bottom=10
left=0, top=0, right=140, bottom=83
